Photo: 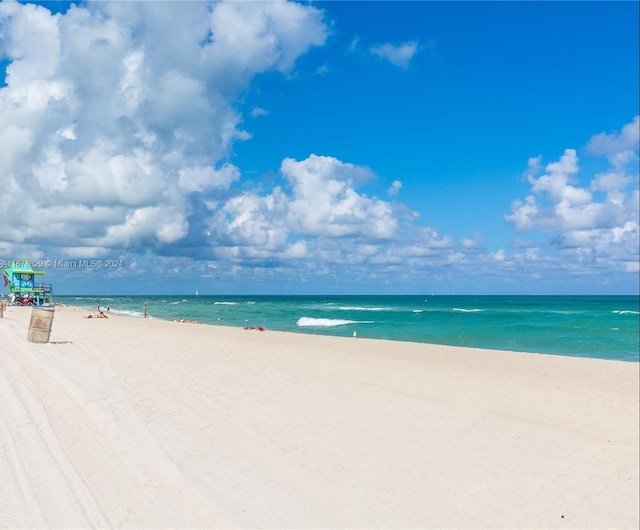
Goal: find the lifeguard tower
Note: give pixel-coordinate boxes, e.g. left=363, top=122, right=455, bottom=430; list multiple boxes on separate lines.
left=2, top=260, right=54, bottom=306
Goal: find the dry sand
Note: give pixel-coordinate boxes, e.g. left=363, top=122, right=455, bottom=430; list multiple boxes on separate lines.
left=0, top=304, right=638, bottom=529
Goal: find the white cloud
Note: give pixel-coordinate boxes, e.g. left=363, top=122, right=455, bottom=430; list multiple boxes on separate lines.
left=369, top=41, right=419, bottom=69
left=461, top=235, right=484, bottom=250
left=281, top=154, right=398, bottom=239
left=586, top=115, right=639, bottom=157
left=506, top=118, right=639, bottom=272
left=387, top=180, right=402, bottom=196
left=178, top=164, right=240, bottom=194
left=250, top=106, right=269, bottom=118
left=0, top=2, right=636, bottom=294
left=0, top=0, right=327, bottom=257
left=0, top=1, right=61, bottom=81
left=208, top=154, right=409, bottom=258
left=98, top=206, right=189, bottom=247
left=214, top=187, right=289, bottom=251
left=202, top=1, right=328, bottom=87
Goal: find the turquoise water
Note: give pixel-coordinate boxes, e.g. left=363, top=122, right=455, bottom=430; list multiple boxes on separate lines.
left=56, top=295, right=639, bottom=362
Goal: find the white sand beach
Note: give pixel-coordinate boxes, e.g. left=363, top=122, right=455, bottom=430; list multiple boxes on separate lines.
left=0, top=304, right=638, bottom=529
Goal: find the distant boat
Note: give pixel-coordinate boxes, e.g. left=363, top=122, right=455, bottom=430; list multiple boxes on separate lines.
left=195, top=289, right=199, bottom=296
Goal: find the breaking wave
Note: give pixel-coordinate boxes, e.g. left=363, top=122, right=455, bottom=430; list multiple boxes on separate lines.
left=297, top=317, right=373, bottom=327
left=110, top=308, right=145, bottom=318
left=336, top=306, right=388, bottom=311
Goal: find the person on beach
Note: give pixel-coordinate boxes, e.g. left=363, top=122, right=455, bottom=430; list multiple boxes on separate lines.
left=85, top=311, right=108, bottom=319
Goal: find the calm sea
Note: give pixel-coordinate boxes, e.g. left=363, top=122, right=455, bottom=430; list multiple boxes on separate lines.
left=55, top=295, right=639, bottom=362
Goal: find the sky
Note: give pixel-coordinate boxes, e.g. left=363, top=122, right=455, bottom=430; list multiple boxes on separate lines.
left=0, top=0, right=638, bottom=295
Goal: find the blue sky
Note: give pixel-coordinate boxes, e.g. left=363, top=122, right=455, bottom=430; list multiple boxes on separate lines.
left=0, top=0, right=638, bottom=295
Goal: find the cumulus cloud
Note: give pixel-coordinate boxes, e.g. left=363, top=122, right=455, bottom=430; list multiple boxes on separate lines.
left=178, top=164, right=240, bottom=194
left=387, top=180, right=402, bottom=196
left=586, top=116, right=639, bottom=157
left=369, top=41, right=419, bottom=68
left=0, top=0, right=327, bottom=258
left=0, top=1, right=636, bottom=293
left=506, top=117, right=639, bottom=272
left=587, top=116, right=639, bottom=176
left=1, top=0, right=448, bottom=289
left=209, top=154, right=409, bottom=257
left=281, top=155, right=400, bottom=239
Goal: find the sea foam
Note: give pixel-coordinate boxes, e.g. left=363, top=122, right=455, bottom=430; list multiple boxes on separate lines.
left=297, top=317, right=372, bottom=327
left=337, top=306, right=388, bottom=311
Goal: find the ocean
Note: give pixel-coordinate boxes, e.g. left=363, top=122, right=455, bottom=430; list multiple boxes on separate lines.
left=54, top=295, right=639, bottom=362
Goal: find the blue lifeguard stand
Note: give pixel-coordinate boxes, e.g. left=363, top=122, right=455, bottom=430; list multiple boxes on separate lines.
left=2, top=260, right=54, bottom=306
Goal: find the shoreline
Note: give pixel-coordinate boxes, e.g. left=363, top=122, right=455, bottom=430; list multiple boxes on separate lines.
left=57, top=298, right=640, bottom=363
left=62, top=302, right=638, bottom=366
left=1, top=303, right=638, bottom=528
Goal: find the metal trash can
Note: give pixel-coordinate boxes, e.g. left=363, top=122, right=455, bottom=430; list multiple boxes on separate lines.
left=27, top=307, right=55, bottom=343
